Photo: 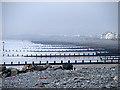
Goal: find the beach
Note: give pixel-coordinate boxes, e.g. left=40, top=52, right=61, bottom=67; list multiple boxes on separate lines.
left=2, top=64, right=118, bottom=88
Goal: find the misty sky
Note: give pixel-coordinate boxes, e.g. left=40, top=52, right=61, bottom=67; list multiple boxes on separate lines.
left=2, top=2, right=118, bottom=40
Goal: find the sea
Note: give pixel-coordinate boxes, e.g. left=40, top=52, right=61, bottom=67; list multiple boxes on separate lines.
left=1, top=40, right=107, bottom=70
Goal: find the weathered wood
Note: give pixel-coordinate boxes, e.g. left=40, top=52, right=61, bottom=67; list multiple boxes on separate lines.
left=25, top=61, right=27, bottom=65
left=18, top=61, right=20, bottom=64
left=39, top=61, right=41, bottom=64
left=75, top=60, right=77, bottom=63
left=1, top=61, right=119, bottom=66
left=97, top=60, right=98, bottom=63
left=82, top=60, right=84, bottom=63
left=68, top=60, right=70, bottom=63
left=90, top=60, right=91, bottom=63
left=11, top=62, right=13, bottom=65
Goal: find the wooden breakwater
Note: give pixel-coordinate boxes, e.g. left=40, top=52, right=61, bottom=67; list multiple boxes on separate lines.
left=1, top=59, right=120, bottom=66
left=100, top=55, right=120, bottom=61
left=4, top=49, right=104, bottom=52
left=3, top=53, right=119, bottom=57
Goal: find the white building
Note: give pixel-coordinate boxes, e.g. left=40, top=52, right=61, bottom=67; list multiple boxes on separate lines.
left=101, top=31, right=117, bottom=40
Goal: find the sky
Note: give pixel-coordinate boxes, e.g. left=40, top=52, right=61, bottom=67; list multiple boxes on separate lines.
left=2, top=2, right=118, bottom=40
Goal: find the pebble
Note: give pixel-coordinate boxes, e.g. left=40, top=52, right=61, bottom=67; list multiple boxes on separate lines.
left=2, top=66, right=118, bottom=88
left=113, top=76, right=118, bottom=81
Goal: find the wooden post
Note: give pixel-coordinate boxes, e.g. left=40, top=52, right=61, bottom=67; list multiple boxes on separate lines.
left=4, top=62, right=5, bottom=65
left=32, top=61, right=34, bottom=65
left=39, top=61, right=41, bottom=64
left=111, top=60, right=113, bottom=63
left=96, top=52, right=97, bottom=55
left=68, top=60, right=70, bottom=63
left=18, top=61, right=20, bottom=64
left=82, top=60, right=84, bottom=63
left=97, top=60, right=98, bottom=63
left=75, top=60, right=77, bottom=63
left=104, top=60, right=106, bottom=63
left=118, top=60, right=120, bottom=64
left=105, top=56, right=106, bottom=61
left=90, top=60, right=91, bottom=63
left=74, top=53, right=75, bottom=56
left=25, top=61, right=27, bottom=64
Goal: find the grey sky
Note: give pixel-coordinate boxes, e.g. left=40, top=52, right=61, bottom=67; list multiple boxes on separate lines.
left=2, top=2, right=118, bottom=39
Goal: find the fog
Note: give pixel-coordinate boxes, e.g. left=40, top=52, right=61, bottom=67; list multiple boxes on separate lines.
left=2, top=2, right=118, bottom=40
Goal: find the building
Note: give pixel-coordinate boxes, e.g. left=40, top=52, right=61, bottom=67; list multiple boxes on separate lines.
left=101, top=31, right=118, bottom=40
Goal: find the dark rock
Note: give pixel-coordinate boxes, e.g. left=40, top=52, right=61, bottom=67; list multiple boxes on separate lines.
left=62, top=63, right=73, bottom=70
left=0, top=66, right=6, bottom=72
left=28, top=64, right=36, bottom=71
left=21, top=65, right=29, bottom=71
left=40, top=63, right=50, bottom=70
left=35, top=65, right=43, bottom=71
left=2, top=68, right=11, bottom=77
left=53, top=66, right=62, bottom=70
left=11, top=68, right=18, bottom=76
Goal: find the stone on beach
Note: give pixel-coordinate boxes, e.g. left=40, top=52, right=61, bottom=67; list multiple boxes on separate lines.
left=35, top=65, right=43, bottom=71
left=0, top=66, right=6, bottom=72
left=62, top=63, right=73, bottom=70
left=11, top=68, right=18, bottom=76
left=2, top=64, right=118, bottom=88
left=22, top=65, right=29, bottom=71
left=113, top=76, right=118, bottom=81
left=41, top=63, right=50, bottom=70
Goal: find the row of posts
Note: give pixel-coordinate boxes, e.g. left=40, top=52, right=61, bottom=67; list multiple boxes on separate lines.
left=4, top=50, right=96, bottom=52
left=3, top=60, right=98, bottom=65
left=2, top=53, right=96, bottom=57
left=4, top=59, right=119, bottom=65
